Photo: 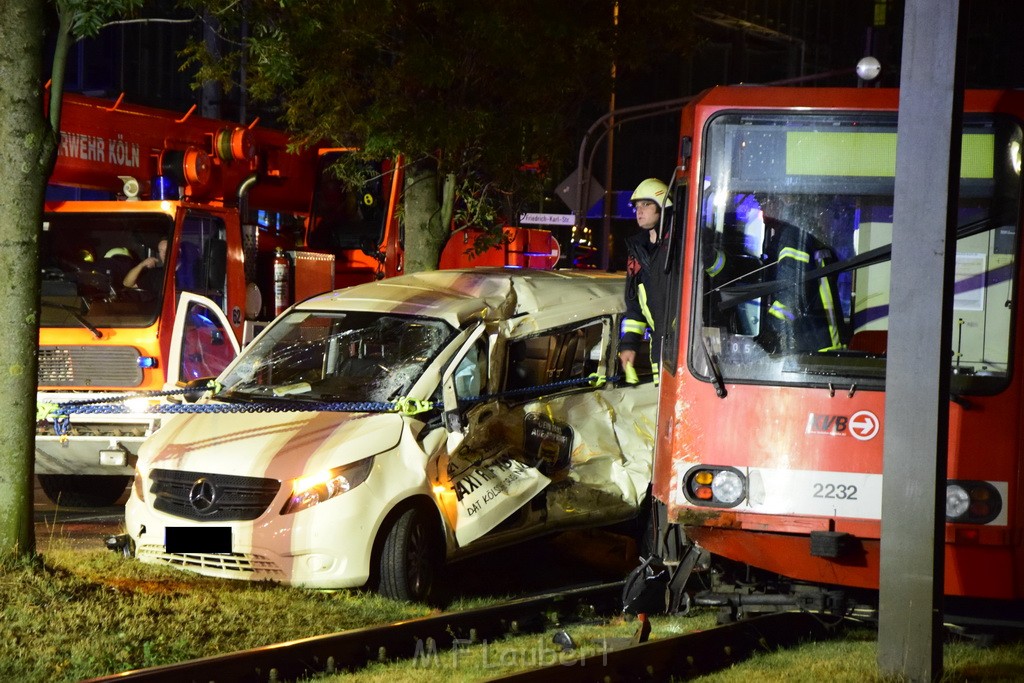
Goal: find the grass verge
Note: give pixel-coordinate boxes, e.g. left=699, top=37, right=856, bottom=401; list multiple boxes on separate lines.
left=2, top=547, right=1021, bottom=682
left=0, top=547, right=432, bottom=681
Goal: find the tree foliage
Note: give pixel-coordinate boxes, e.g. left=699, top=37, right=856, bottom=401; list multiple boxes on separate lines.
left=182, top=0, right=693, bottom=267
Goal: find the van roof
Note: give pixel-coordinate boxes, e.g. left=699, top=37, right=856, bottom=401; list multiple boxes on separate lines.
left=297, top=268, right=626, bottom=328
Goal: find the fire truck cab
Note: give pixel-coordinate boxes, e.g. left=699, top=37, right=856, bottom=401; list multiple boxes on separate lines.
left=36, top=90, right=329, bottom=506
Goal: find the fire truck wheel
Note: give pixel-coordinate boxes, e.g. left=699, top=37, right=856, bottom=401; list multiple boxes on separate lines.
left=378, top=506, right=443, bottom=604
left=38, top=474, right=131, bottom=507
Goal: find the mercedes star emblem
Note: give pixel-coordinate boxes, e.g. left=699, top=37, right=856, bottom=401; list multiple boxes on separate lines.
left=188, top=478, right=218, bottom=514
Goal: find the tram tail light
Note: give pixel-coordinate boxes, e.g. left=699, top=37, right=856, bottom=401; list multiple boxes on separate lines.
left=946, top=480, right=1001, bottom=524
left=683, top=466, right=746, bottom=507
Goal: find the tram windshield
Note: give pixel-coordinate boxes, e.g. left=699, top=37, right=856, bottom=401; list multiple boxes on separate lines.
left=691, top=112, right=1023, bottom=395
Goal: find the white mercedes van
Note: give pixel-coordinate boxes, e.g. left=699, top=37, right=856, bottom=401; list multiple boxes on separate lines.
left=123, top=269, right=657, bottom=602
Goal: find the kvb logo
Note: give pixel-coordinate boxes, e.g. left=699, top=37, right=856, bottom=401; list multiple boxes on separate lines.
left=806, top=410, right=880, bottom=440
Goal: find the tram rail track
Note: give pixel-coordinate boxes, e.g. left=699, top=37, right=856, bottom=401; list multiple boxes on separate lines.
left=81, top=581, right=625, bottom=682
left=490, top=611, right=849, bottom=681
left=81, top=579, right=847, bottom=682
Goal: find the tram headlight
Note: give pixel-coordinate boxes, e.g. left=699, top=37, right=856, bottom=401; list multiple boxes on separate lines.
left=945, top=484, right=970, bottom=519
left=946, top=480, right=1002, bottom=525
left=711, top=470, right=744, bottom=505
left=683, top=466, right=746, bottom=508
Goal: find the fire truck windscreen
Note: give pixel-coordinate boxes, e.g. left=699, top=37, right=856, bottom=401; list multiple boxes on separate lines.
left=41, top=211, right=173, bottom=329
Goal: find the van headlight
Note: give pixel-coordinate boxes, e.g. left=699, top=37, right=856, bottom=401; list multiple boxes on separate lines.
left=281, top=457, right=375, bottom=514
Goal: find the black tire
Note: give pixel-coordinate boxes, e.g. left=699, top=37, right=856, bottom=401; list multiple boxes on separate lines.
left=378, top=507, right=442, bottom=603
left=38, top=474, right=131, bottom=507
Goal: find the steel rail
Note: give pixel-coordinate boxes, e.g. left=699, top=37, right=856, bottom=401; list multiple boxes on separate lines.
left=488, top=611, right=849, bottom=682
left=80, top=581, right=624, bottom=683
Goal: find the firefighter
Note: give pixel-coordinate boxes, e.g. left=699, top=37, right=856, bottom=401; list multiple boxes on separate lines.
left=757, top=193, right=845, bottom=352
left=123, top=238, right=167, bottom=291
left=618, top=178, right=672, bottom=383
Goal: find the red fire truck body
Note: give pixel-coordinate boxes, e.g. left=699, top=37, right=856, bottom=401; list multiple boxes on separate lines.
left=36, top=90, right=563, bottom=507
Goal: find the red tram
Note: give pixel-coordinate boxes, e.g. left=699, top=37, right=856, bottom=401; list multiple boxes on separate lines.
left=650, top=86, right=1024, bottom=622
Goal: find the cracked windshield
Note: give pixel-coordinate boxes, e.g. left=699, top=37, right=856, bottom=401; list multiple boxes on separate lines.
left=219, top=312, right=456, bottom=403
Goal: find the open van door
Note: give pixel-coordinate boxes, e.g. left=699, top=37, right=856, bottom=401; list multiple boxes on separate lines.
left=166, top=292, right=242, bottom=387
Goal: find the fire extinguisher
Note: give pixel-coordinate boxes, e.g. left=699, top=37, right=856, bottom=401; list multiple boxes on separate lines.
left=272, top=247, right=290, bottom=316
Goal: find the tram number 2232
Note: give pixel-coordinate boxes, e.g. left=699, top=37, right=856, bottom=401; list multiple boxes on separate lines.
left=812, top=482, right=859, bottom=500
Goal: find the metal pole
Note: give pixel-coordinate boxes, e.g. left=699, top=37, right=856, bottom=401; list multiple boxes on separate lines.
left=878, top=0, right=964, bottom=679
left=601, top=2, right=618, bottom=271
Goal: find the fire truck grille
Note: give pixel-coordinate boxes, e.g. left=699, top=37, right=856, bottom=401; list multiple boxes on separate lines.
left=150, top=469, right=281, bottom=522
left=38, top=346, right=144, bottom=387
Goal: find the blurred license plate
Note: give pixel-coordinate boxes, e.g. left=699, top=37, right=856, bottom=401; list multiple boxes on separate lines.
left=165, top=527, right=231, bottom=554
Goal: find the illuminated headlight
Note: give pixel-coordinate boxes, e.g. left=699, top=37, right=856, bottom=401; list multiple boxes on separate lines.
left=282, top=457, right=374, bottom=515
left=946, top=480, right=1001, bottom=525
left=711, top=470, right=744, bottom=505
left=945, top=484, right=970, bottom=519
left=684, top=466, right=746, bottom=508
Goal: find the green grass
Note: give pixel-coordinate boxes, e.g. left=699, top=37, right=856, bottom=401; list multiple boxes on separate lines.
left=2, top=548, right=1022, bottom=682
left=0, top=547, right=433, bottom=681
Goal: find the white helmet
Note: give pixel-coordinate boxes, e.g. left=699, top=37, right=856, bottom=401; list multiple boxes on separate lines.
left=630, top=178, right=672, bottom=208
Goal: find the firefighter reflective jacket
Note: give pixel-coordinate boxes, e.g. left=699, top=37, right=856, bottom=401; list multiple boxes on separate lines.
left=761, top=220, right=845, bottom=352
left=620, top=232, right=670, bottom=369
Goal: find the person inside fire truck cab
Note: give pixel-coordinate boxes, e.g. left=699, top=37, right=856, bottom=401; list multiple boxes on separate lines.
left=756, top=192, right=846, bottom=353
left=618, top=178, right=672, bottom=384
left=122, top=238, right=167, bottom=292
left=100, top=247, right=137, bottom=294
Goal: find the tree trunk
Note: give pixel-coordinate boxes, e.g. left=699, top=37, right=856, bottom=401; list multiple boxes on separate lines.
left=0, top=2, right=52, bottom=557
left=402, top=160, right=451, bottom=274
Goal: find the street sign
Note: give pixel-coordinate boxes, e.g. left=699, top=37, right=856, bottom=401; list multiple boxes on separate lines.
left=555, top=167, right=604, bottom=213
left=519, top=213, right=577, bottom=226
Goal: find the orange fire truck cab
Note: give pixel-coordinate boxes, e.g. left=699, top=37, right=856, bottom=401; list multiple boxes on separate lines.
left=36, top=90, right=338, bottom=506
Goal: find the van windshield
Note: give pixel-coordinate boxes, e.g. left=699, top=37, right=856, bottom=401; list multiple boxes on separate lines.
left=219, top=311, right=457, bottom=404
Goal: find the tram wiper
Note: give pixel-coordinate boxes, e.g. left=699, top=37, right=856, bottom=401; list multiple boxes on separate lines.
left=699, top=332, right=727, bottom=398
left=716, top=216, right=996, bottom=310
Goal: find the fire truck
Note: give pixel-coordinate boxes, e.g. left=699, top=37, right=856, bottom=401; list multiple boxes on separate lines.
left=35, top=90, right=369, bottom=507
left=643, top=85, right=1024, bottom=621
left=36, top=90, right=561, bottom=507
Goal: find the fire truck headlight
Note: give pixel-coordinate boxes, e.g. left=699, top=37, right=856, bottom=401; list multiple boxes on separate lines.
left=946, top=480, right=1002, bottom=524
left=712, top=470, right=745, bottom=505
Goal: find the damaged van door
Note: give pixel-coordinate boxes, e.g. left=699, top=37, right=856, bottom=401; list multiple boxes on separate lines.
left=436, top=324, right=552, bottom=546
left=434, top=315, right=657, bottom=548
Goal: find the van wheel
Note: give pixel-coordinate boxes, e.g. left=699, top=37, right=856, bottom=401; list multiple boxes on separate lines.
left=378, top=507, right=441, bottom=603
left=38, top=474, right=130, bottom=507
